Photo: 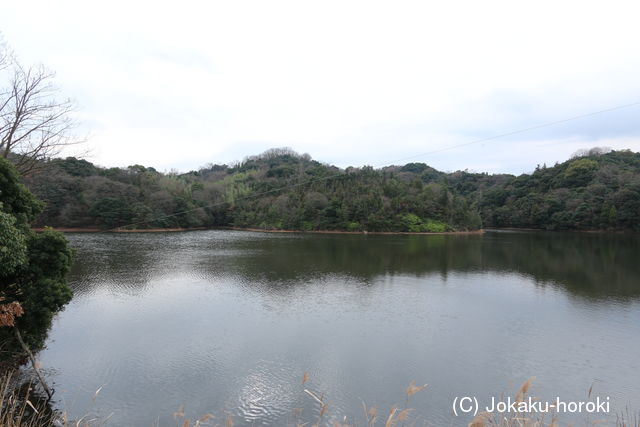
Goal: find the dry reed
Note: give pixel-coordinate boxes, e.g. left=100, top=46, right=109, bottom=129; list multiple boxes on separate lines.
left=2, top=371, right=638, bottom=427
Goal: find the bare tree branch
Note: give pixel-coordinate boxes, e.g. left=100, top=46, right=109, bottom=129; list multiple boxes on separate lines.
left=0, top=41, right=83, bottom=175
left=0, top=35, right=12, bottom=71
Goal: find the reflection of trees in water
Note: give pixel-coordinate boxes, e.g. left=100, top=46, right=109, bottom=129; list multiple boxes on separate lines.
left=66, top=233, right=173, bottom=296
left=67, top=231, right=640, bottom=301
left=478, top=231, right=640, bottom=299
left=214, top=232, right=640, bottom=299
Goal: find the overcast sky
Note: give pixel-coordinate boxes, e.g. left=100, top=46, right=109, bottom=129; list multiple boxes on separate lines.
left=2, top=0, right=639, bottom=174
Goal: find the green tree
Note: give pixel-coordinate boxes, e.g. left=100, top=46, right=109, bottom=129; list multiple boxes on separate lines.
left=563, top=158, right=598, bottom=187
left=0, top=157, right=73, bottom=354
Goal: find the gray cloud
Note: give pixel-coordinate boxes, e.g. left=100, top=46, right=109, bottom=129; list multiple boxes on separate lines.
left=2, top=0, right=639, bottom=174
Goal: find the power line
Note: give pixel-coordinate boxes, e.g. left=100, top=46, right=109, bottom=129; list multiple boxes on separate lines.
left=369, top=101, right=640, bottom=167
left=112, top=101, right=640, bottom=231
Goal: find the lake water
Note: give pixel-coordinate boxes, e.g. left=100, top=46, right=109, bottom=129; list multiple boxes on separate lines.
left=39, top=230, right=640, bottom=426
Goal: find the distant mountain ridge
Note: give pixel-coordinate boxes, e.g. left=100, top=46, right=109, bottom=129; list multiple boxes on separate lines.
left=20, top=147, right=640, bottom=231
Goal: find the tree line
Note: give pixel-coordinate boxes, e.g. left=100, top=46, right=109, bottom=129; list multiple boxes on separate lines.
left=472, top=148, right=640, bottom=230
left=19, top=147, right=640, bottom=232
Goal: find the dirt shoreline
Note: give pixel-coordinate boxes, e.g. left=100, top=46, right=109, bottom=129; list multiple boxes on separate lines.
left=221, top=227, right=484, bottom=235
left=32, top=226, right=484, bottom=235
left=35, top=226, right=631, bottom=235
left=31, top=227, right=207, bottom=233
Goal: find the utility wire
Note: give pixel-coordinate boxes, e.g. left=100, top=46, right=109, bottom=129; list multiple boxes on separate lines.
left=369, top=101, right=640, bottom=167
left=112, top=101, right=640, bottom=231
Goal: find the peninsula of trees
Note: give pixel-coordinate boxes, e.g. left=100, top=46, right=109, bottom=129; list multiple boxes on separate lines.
left=20, top=147, right=640, bottom=232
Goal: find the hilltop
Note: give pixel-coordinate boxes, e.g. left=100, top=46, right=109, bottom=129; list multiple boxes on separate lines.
left=20, top=147, right=640, bottom=232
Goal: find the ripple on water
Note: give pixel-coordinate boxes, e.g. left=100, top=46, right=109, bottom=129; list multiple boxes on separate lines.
left=232, top=360, right=301, bottom=425
left=44, top=231, right=640, bottom=426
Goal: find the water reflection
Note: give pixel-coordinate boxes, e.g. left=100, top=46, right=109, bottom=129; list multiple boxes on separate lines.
left=43, top=230, right=640, bottom=426
left=77, top=230, right=640, bottom=300
left=67, top=231, right=640, bottom=300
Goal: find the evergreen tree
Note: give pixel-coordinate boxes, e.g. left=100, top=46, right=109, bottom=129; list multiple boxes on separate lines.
left=0, top=158, right=73, bottom=354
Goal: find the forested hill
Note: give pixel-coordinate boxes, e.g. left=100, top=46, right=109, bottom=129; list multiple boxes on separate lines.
left=473, top=148, right=640, bottom=230
left=20, top=147, right=640, bottom=232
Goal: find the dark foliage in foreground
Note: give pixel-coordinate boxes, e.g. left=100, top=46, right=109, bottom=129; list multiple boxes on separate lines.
left=0, top=158, right=73, bottom=356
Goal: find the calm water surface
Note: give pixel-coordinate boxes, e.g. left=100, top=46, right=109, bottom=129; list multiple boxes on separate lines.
left=39, top=230, right=640, bottom=426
